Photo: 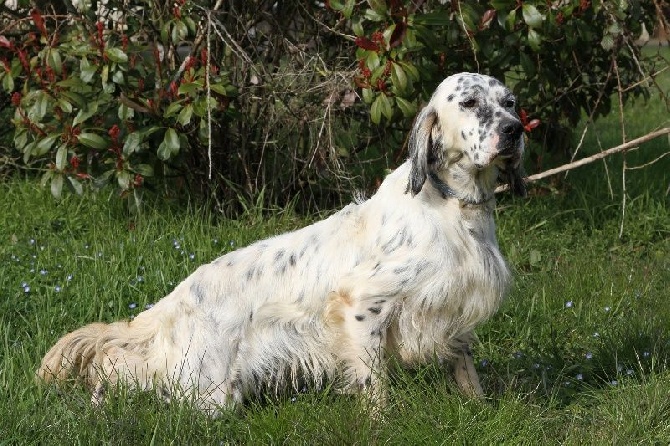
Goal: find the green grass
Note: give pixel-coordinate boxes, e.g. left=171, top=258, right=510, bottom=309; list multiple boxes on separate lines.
left=1, top=52, right=669, bottom=444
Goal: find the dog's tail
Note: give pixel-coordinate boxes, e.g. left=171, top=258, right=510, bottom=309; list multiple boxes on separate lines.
left=37, top=317, right=160, bottom=388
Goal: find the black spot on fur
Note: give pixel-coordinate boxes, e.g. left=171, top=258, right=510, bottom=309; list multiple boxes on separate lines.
left=393, top=265, right=409, bottom=274
left=461, top=130, right=466, bottom=140
left=381, top=228, right=407, bottom=254
left=190, top=283, right=206, bottom=304
left=274, top=250, right=285, bottom=261
left=374, top=299, right=386, bottom=304
left=246, top=268, right=255, bottom=281
left=371, top=329, right=382, bottom=337
left=476, top=104, right=494, bottom=123
left=289, top=254, right=296, bottom=267
left=368, top=307, right=382, bottom=315
left=355, top=314, right=365, bottom=321
left=415, top=260, right=430, bottom=275
left=447, top=94, right=455, bottom=102
left=358, top=376, right=372, bottom=389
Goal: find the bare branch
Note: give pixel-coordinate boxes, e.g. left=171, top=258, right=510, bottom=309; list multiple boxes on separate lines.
left=495, top=127, right=670, bottom=193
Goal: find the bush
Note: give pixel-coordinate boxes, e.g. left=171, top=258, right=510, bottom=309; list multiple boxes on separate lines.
left=1, top=1, right=237, bottom=211
left=0, top=1, right=661, bottom=212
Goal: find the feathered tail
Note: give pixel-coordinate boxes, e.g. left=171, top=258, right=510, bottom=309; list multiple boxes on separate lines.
left=37, top=318, right=161, bottom=389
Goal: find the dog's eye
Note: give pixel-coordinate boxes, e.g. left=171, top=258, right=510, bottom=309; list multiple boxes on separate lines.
left=460, top=99, right=477, bottom=108
left=504, top=98, right=516, bottom=108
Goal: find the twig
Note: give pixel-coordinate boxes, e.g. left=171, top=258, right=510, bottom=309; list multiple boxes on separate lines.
left=626, top=151, right=670, bottom=170
left=613, top=58, right=627, bottom=238
left=457, top=0, right=479, bottom=72
left=206, top=10, right=212, bottom=180
left=495, top=127, right=670, bottom=193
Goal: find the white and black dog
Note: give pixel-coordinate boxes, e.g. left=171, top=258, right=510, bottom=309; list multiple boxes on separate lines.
left=38, top=72, right=526, bottom=413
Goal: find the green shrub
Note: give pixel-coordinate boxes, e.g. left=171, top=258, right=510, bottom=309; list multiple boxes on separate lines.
left=1, top=2, right=237, bottom=210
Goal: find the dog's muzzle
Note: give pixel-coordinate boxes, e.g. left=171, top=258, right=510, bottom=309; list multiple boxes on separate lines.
left=496, top=118, right=524, bottom=157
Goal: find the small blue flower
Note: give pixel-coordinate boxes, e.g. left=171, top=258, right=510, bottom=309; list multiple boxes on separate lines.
left=610, top=379, right=618, bottom=386
left=576, top=373, right=583, bottom=380
left=145, top=303, right=155, bottom=310
left=593, top=332, right=600, bottom=338
left=513, top=351, right=523, bottom=359
left=533, top=363, right=541, bottom=369
left=189, top=253, right=195, bottom=260
left=604, top=306, right=611, bottom=312
left=585, top=352, right=593, bottom=360
left=642, top=351, right=650, bottom=359
left=29, top=239, right=35, bottom=245
left=565, top=301, right=573, bottom=308
left=229, top=240, right=236, bottom=248
left=66, top=274, right=73, bottom=281
left=23, top=285, right=30, bottom=293
left=40, top=269, right=48, bottom=276
left=626, top=369, right=634, bottom=376
left=136, top=275, right=144, bottom=283
left=54, top=285, right=61, bottom=292
left=480, top=359, right=490, bottom=367
left=128, top=302, right=137, bottom=310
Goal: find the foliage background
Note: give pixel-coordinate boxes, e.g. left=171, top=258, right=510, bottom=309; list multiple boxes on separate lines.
left=0, top=0, right=667, bottom=213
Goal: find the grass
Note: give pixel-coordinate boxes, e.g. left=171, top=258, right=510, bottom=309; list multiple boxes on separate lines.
left=1, top=51, right=669, bottom=444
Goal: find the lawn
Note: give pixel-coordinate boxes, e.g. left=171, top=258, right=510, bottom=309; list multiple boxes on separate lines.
left=1, top=51, right=669, bottom=444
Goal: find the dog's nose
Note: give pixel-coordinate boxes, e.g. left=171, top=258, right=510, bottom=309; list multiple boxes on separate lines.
left=500, top=119, right=523, bottom=139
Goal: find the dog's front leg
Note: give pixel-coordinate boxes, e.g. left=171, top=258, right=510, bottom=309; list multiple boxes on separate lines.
left=326, top=290, right=395, bottom=413
left=451, top=336, right=484, bottom=398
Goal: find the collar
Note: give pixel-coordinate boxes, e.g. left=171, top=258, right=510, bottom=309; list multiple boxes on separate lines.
left=428, top=172, right=493, bottom=206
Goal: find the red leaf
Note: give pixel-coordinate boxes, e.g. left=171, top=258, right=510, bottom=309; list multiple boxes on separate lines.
left=479, top=9, right=496, bottom=29
left=527, top=119, right=540, bottom=129
left=389, top=21, right=407, bottom=49
left=354, top=37, right=379, bottom=51
left=0, top=35, right=13, bottom=49
left=30, top=9, right=47, bottom=37
left=520, top=108, right=529, bottom=124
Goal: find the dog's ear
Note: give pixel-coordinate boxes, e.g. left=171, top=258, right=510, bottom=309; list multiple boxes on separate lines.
left=407, top=106, right=441, bottom=196
left=500, top=163, right=527, bottom=197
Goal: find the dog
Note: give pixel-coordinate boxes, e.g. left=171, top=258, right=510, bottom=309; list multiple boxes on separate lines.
left=37, top=72, right=526, bottom=413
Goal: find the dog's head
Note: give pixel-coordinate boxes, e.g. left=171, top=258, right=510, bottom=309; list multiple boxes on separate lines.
left=407, top=73, right=526, bottom=198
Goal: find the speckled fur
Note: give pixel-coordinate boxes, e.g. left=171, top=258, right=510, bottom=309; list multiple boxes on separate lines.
left=37, top=73, right=525, bottom=414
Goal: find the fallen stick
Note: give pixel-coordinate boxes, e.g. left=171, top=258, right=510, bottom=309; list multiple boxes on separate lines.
left=496, top=127, right=670, bottom=193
